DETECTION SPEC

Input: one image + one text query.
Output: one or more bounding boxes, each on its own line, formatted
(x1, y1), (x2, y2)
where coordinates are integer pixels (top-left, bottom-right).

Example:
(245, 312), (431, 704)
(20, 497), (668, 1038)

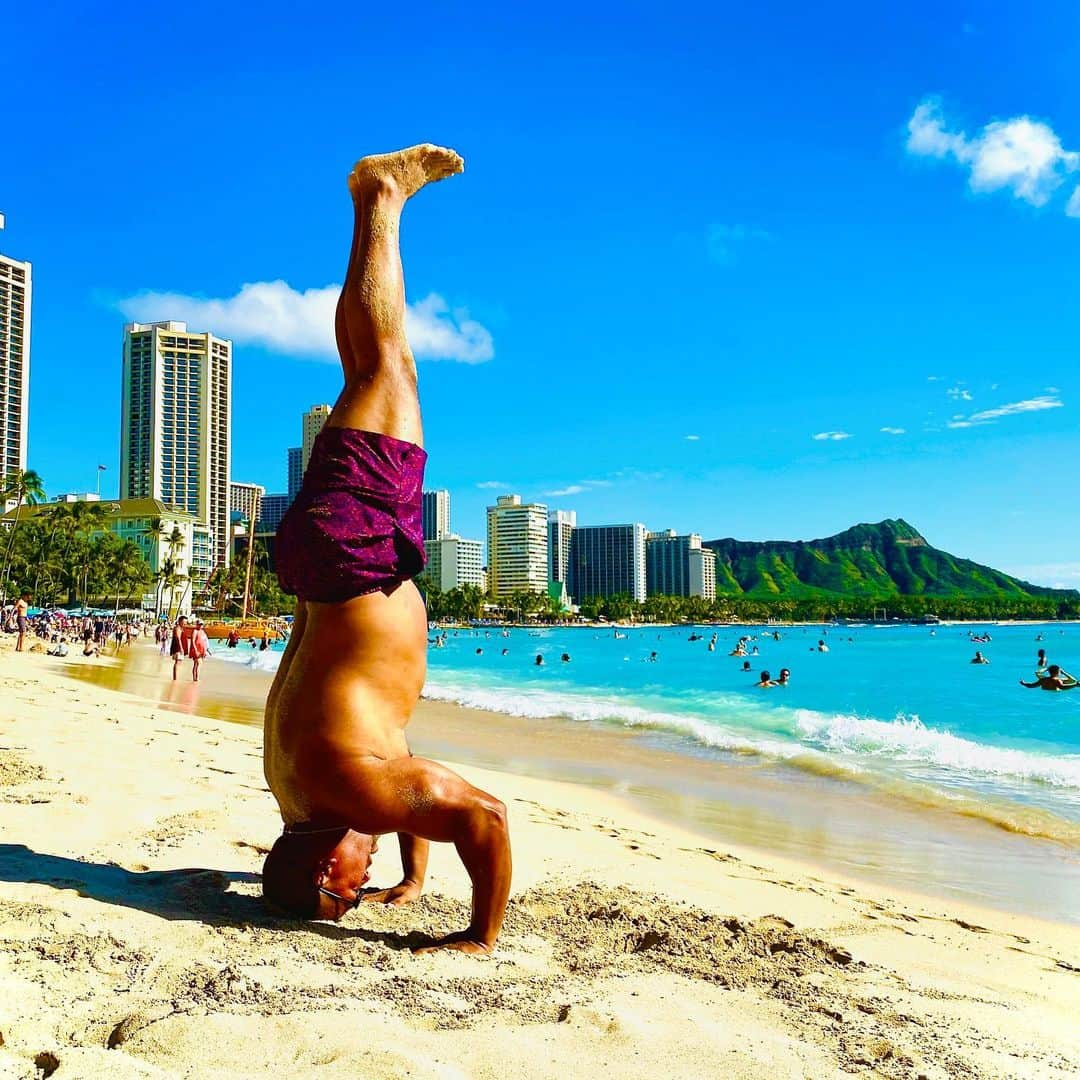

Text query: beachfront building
(120, 320), (232, 572)
(301, 404), (332, 472)
(0, 497), (210, 614)
(486, 495), (549, 599)
(422, 489), (451, 541)
(548, 509), (576, 589)
(258, 492), (292, 533)
(646, 530), (717, 600)
(0, 238), (31, 512)
(420, 534), (484, 591)
(229, 481), (264, 528)
(567, 523), (648, 604)
(287, 446), (303, 499)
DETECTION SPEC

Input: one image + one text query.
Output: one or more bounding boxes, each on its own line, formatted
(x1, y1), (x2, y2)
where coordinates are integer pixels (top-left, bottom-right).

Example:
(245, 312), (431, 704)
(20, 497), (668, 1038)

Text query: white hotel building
(120, 321), (232, 575)
(422, 534), (484, 591)
(0, 243), (31, 510)
(486, 494), (549, 598)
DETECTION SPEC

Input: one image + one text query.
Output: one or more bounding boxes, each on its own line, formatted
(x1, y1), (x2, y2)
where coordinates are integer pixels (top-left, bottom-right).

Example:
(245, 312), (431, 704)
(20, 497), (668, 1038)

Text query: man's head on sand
(262, 828), (378, 920)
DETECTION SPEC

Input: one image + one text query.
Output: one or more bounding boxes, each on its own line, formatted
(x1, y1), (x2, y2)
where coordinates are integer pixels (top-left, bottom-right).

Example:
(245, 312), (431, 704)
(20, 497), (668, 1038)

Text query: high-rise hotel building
(0, 240), (31, 509)
(486, 495), (549, 598)
(422, 489), (451, 541)
(646, 530), (717, 600)
(287, 446), (304, 499)
(548, 509), (576, 588)
(567, 523), (648, 604)
(422, 534), (484, 591)
(120, 321), (232, 572)
(229, 481), (264, 529)
(301, 404), (332, 473)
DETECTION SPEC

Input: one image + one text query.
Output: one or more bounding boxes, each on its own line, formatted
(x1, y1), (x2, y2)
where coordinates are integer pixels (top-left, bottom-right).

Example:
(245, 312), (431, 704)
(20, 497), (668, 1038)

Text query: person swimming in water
(755, 670), (777, 688)
(971, 650), (990, 665)
(262, 145), (511, 953)
(1019, 665), (1080, 692)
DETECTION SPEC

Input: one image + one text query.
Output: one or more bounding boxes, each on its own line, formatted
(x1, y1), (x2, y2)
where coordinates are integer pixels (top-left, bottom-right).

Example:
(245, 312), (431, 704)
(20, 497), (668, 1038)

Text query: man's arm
(1018, 679), (1040, 688)
(329, 756), (511, 953)
(362, 833), (430, 906)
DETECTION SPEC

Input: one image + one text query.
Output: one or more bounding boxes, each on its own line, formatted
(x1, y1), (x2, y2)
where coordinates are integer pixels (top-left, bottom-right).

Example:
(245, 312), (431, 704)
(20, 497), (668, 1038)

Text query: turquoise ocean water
(216, 622), (1080, 840)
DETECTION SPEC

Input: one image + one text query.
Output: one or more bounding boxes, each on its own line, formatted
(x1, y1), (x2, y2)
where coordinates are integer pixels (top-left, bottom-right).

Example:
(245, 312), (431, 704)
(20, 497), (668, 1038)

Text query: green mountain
(702, 519), (1076, 601)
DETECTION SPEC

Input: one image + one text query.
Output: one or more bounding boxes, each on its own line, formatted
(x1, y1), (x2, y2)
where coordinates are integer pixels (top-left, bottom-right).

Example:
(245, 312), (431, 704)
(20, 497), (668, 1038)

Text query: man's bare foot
(349, 144), (464, 202)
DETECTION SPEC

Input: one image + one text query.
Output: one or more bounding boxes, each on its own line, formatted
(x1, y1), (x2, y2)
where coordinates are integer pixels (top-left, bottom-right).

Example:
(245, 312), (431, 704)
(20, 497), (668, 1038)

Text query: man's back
(264, 582), (428, 823)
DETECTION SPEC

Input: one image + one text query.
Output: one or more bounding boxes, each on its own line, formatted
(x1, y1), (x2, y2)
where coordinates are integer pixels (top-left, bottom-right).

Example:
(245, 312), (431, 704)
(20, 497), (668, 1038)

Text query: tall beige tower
(120, 321), (232, 575)
(486, 494), (549, 598)
(0, 231), (31, 509)
(301, 404), (332, 473)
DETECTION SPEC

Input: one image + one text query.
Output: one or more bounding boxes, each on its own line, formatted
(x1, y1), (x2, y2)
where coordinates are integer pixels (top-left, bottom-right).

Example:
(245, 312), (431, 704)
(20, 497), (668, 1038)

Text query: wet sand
(66, 643), (1080, 924)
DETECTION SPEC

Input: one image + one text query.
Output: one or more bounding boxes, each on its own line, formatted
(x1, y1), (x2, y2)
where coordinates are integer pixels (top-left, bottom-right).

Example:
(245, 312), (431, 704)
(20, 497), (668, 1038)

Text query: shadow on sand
(0, 844), (430, 949)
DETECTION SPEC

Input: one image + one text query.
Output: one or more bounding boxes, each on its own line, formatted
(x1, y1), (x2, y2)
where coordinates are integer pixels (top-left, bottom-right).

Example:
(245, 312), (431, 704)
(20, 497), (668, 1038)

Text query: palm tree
(170, 574), (191, 622)
(143, 517), (168, 616)
(106, 537), (153, 620)
(1, 469), (45, 601)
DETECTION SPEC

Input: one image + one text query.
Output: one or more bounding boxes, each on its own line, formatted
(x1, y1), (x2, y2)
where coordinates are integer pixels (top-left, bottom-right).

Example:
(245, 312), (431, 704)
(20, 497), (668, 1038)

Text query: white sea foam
(208, 646), (284, 674)
(792, 708), (1080, 789)
(422, 679), (812, 761)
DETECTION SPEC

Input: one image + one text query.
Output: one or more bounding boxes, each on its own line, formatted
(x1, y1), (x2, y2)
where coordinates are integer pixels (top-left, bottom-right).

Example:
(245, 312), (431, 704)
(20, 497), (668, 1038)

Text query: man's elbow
(469, 794), (508, 838)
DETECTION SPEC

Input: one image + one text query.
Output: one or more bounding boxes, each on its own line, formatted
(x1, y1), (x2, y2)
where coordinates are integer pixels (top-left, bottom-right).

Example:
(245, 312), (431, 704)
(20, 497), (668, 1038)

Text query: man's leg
(327, 145), (463, 445)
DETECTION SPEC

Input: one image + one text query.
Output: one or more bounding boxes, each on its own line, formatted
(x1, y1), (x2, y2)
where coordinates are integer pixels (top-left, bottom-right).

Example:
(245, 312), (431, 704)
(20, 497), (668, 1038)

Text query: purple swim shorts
(276, 427), (427, 603)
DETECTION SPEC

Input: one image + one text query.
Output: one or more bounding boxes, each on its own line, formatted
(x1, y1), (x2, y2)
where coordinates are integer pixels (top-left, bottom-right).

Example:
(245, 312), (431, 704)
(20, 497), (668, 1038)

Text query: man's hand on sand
(413, 930), (493, 955)
(361, 880), (423, 906)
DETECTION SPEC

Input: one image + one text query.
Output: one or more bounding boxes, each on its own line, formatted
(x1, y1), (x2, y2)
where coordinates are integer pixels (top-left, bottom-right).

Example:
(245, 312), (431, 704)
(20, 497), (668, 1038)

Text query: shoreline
(64, 642), (1080, 926)
(1, 639), (1078, 1077)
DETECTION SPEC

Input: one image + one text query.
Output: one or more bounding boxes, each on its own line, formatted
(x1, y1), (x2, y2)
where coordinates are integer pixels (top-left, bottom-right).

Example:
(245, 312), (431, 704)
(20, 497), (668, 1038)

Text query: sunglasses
(318, 884), (362, 910)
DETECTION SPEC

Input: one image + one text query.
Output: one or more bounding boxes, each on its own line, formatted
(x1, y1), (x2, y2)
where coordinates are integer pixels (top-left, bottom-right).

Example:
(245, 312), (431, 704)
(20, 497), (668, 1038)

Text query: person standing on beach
(262, 146), (511, 953)
(14, 592), (30, 652)
(170, 616), (190, 681)
(190, 620), (210, 682)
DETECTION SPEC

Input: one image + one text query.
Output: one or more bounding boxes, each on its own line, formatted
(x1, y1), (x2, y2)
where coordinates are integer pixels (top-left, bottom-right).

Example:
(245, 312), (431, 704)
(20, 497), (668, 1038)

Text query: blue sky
(4, 2), (1080, 586)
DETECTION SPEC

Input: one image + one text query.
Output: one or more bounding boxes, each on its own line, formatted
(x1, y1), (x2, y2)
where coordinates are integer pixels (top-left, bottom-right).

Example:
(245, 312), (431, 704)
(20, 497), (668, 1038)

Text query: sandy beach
(1, 639), (1078, 1079)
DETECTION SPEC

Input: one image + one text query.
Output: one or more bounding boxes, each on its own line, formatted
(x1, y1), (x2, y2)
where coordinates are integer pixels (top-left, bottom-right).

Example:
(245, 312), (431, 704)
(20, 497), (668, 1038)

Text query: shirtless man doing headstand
(263, 146), (511, 953)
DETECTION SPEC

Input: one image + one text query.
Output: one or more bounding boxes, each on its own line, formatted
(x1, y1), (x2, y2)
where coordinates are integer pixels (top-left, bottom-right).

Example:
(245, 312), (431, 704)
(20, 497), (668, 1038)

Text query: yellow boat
(202, 618), (288, 642)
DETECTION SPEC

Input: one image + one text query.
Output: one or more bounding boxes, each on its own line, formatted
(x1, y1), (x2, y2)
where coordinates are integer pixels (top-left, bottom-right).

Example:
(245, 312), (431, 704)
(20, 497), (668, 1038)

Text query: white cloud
(927, 375), (942, 381)
(542, 478), (612, 498)
(707, 223), (771, 265)
(812, 431), (852, 441)
(906, 99), (1080, 215)
(685, 434), (701, 441)
(947, 394), (1063, 428)
(476, 481), (508, 490)
(1004, 562), (1080, 589)
(117, 281), (494, 363)
(880, 426), (906, 435)
(947, 386), (973, 401)
(1045, 385), (1060, 393)
(1067, 187), (1080, 218)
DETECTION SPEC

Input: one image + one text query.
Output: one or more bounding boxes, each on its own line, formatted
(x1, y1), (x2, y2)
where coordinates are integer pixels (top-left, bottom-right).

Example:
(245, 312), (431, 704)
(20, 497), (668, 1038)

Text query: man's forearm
(455, 799), (512, 946)
(399, 832), (429, 886)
